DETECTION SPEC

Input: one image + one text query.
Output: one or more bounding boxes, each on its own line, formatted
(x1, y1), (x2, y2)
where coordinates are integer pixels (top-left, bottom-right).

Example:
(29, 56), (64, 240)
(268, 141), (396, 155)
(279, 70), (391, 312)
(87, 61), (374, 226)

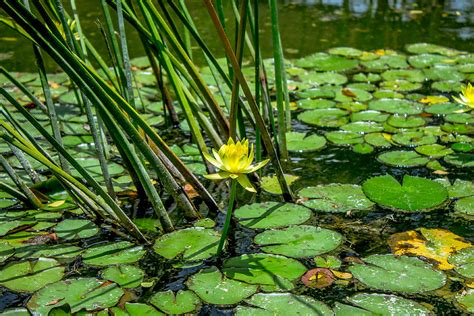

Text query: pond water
(1, 0), (473, 71)
(1, 1), (474, 315)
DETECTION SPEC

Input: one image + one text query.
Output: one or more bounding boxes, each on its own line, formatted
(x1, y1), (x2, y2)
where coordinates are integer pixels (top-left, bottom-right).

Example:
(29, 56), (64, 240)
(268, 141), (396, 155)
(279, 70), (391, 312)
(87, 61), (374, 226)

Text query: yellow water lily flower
(453, 82), (474, 108)
(203, 138), (269, 192)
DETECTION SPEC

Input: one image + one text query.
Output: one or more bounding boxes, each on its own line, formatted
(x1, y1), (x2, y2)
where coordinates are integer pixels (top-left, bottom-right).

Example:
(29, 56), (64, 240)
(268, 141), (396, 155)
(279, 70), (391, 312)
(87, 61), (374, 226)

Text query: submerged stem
(217, 180), (237, 256)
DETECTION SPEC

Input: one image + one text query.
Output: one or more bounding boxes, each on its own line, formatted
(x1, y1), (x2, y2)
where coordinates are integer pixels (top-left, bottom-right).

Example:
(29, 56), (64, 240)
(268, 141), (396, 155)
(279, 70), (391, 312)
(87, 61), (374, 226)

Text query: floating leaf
(223, 253), (306, 288)
(125, 303), (164, 316)
(455, 289), (474, 314)
(449, 248), (474, 278)
(234, 202), (311, 229)
(377, 150), (429, 168)
(297, 108), (349, 128)
(83, 241), (145, 267)
(326, 131), (364, 146)
(54, 219), (99, 241)
(369, 98), (423, 114)
(153, 227), (219, 263)
(349, 254), (446, 293)
(388, 228), (472, 270)
(101, 265), (144, 288)
(235, 293), (333, 315)
(415, 144), (453, 158)
(27, 278), (124, 315)
(0, 258), (64, 292)
(454, 196), (474, 220)
(444, 153), (474, 168)
(300, 184), (374, 213)
(286, 131), (326, 152)
(260, 174), (299, 195)
(392, 131), (437, 147)
(334, 293), (432, 316)
(362, 174), (448, 212)
(254, 225), (342, 258)
(0, 242), (14, 263)
(150, 290), (201, 314)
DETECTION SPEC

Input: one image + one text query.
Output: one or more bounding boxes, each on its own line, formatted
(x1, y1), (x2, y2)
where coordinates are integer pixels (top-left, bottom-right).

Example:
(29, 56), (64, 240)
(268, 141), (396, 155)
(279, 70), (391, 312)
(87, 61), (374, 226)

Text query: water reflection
(0, 0), (472, 71)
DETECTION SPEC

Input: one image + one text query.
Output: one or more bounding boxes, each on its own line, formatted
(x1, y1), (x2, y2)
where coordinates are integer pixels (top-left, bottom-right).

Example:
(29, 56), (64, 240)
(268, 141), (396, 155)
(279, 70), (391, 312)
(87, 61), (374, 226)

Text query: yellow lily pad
(388, 228), (472, 270)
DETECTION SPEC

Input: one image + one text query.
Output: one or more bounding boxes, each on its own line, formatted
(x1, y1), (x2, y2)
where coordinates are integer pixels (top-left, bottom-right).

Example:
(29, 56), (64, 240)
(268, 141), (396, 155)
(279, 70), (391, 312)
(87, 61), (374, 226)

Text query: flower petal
(236, 174), (256, 192)
(247, 159), (270, 173)
(204, 171), (231, 180)
(203, 152), (223, 169)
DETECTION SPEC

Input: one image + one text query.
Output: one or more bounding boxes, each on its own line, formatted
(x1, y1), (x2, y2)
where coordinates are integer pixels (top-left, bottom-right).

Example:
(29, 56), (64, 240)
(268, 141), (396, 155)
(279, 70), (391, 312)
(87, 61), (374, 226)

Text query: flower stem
(217, 180), (237, 256)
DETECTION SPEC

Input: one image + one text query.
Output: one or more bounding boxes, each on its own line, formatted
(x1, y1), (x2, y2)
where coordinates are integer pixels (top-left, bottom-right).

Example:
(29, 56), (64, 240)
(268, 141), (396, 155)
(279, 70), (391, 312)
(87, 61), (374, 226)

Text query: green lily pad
(424, 65), (464, 81)
(295, 53), (359, 71)
(341, 122), (383, 133)
(350, 254), (446, 293)
(387, 115), (426, 128)
(392, 131), (437, 147)
(0, 220), (37, 237)
(300, 72), (348, 85)
(54, 219), (99, 241)
(83, 241), (145, 267)
(300, 184), (374, 213)
(326, 131), (364, 146)
(186, 267), (256, 305)
(14, 244), (82, 262)
(27, 278), (124, 315)
(436, 179), (474, 198)
(286, 132), (326, 152)
(254, 225), (342, 258)
(297, 99), (335, 110)
(382, 69), (425, 82)
(261, 174), (299, 195)
(351, 110), (389, 122)
(235, 293), (333, 316)
(0, 258), (65, 292)
(223, 253), (306, 287)
(353, 73), (381, 83)
(334, 293), (432, 316)
(0, 308), (30, 316)
(369, 99), (423, 115)
(452, 142), (474, 152)
(406, 43), (463, 56)
(295, 87), (336, 99)
(353, 143), (374, 154)
(125, 303), (164, 316)
(448, 247), (474, 278)
(297, 108), (349, 127)
(0, 199), (18, 209)
(234, 202), (311, 229)
(425, 102), (461, 114)
(454, 196), (474, 220)
(415, 144), (453, 158)
(334, 88), (372, 102)
(444, 153), (474, 168)
(328, 47), (362, 57)
(373, 89), (404, 99)
(445, 113), (474, 124)
(432, 80), (462, 92)
(362, 174), (448, 212)
(377, 150), (429, 167)
(408, 53), (450, 68)
(0, 242), (14, 263)
(150, 290), (201, 314)
(61, 135), (94, 147)
(362, 55), (409, 70)
(102, 264), (145, 288)
(153, 227), (219, 263)
(364, 133), (393, 148)
(380, 80), (422, 92)
(456, 289), (474, 314)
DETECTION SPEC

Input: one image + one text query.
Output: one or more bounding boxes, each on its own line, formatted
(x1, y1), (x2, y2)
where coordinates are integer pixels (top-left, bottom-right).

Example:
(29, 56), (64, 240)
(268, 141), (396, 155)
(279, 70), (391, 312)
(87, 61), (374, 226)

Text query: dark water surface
(1, 0), (473, 71)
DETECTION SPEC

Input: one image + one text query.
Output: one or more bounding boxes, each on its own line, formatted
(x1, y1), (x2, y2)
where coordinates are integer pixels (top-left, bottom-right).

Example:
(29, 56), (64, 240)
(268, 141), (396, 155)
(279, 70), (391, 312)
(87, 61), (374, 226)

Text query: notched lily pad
(27, 278), (124, 315)
(299, 184), (374, 213)
(235, 293), (333, 315)
(101, 264), (145, 288)
(286, 131), (326, 152)
(297, 108), (349, 128)
(83, 241), (145, 267)
(150, 289), (201, 314)
(54, 219), (99, 241)
(362, 174), (448, 212)
(349, 254), (446, 293)
(153, 227), (220, 263)
(254, 225), (342, 258)
(377, 150), (429, 168)
(186, 267), (256, 305)
(234, 202), (311, 229)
